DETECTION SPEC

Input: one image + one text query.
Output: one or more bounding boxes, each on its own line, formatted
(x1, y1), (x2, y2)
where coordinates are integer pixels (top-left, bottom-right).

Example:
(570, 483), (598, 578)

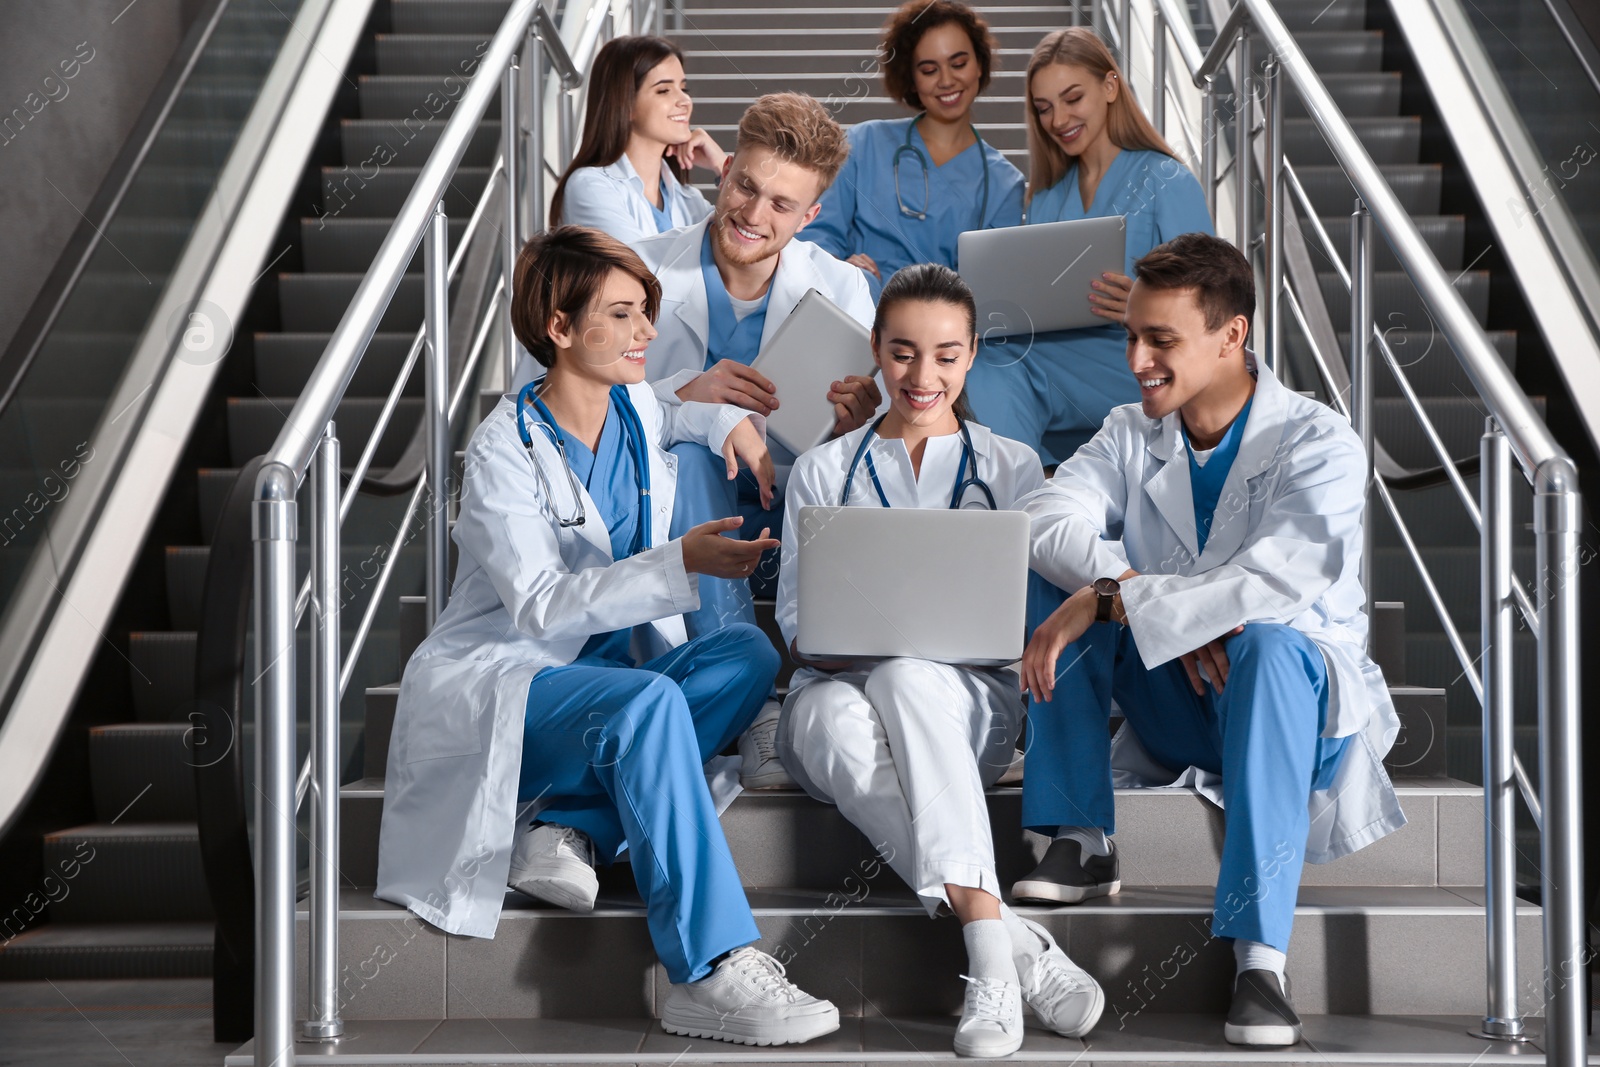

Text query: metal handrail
(249, 0), (617, 1059)
(1132, 0), (1583, 1058)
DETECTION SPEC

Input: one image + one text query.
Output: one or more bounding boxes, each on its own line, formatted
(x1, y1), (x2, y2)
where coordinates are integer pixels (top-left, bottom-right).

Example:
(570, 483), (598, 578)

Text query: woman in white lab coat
(771, 265), (1103, 1058)
(375, 227), (840, 1047)
(551, 36), (722, 244)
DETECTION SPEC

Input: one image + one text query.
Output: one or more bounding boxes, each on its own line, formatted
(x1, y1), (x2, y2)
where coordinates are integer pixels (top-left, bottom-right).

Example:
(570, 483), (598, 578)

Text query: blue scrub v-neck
(1185, 393), (1253, 555)
(647, 177), (674, 233)
(699, 225), (772, 368)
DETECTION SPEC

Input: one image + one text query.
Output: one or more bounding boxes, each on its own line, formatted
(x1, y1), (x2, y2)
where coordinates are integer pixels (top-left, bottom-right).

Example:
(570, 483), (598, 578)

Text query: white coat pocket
(397, 659), (488, 762)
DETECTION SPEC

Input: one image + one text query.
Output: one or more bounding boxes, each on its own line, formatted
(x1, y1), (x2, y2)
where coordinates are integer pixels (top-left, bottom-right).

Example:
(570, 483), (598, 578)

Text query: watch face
(1093, 577), (1119, 595)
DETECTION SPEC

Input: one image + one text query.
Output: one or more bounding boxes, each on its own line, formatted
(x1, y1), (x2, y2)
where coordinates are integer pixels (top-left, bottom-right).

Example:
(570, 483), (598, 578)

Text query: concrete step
(224, 1011), (1562, 1064)
(0, 922), (211, 980)
(87, 723), (197, 823)
(287, 883), (1536, 1023)
(337, 777), (1483, 892)
(40, 824), (211, 923)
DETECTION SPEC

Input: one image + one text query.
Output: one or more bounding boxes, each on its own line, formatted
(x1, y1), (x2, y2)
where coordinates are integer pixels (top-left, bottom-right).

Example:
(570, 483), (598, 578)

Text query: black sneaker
(1224, 970), (1302, 1046)
(1011, 838), (1121, 904)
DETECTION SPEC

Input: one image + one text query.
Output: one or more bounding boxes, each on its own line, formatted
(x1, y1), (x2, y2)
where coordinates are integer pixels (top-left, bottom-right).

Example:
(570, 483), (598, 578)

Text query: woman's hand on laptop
(681, 517), (779, 578)
(722, 417), (777, 509)
(829, 374), (882, 435)
(677, 360), (778, 414)
(1088, 271), (1133, 322)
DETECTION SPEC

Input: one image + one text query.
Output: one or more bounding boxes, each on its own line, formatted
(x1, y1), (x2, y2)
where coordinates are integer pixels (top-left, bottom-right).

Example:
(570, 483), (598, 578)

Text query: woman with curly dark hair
(807, 0), (1024, 299)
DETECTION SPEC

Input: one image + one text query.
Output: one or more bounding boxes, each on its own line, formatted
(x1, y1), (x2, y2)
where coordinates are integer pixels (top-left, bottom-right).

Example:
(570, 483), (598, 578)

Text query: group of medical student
(376, 0), (1404, 1057)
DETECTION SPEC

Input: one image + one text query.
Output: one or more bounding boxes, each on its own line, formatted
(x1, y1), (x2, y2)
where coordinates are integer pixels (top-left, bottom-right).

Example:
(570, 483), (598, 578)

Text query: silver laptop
(959, 214), (1127, 336)
(751, 289), (874, 456)
(794, 506), (1029, 666)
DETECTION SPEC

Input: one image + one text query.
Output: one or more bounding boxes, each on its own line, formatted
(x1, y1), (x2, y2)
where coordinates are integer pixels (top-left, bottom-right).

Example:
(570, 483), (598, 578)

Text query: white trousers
(777, 658), (1025, 915)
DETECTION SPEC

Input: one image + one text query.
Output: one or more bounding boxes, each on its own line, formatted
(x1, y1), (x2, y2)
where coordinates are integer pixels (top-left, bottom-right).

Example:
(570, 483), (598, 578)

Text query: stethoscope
(893, 114), (991, 224)
(515, 381), (654, 554)
(840, 414), (998, 510)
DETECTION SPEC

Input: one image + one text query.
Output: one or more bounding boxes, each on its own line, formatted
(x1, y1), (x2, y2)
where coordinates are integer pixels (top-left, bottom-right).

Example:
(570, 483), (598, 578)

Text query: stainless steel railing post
(1201, 80), (1218, 218)
(530, 47), (545, 234)
(1534, 458), (1586, 1067)
(253, 464), (298, 1067)
(1151, 5), (1167, 138)
(1233, 34), (1253, 259)
(302, 424), (344, 1044)
(502, 61), (526, 388)
(1262, 54), (1282, 372)
(1117, 0), (1132, 79)
(1349, 197), (1374, 606)
(1472, 419), (1527, 1044)
(424, 204), (451, 627)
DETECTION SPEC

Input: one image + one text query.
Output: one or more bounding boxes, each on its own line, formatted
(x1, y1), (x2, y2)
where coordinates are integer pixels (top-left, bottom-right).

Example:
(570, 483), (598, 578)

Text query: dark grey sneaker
(1011, 838), (1120, 904)
(1225, 970), (1302, 1046)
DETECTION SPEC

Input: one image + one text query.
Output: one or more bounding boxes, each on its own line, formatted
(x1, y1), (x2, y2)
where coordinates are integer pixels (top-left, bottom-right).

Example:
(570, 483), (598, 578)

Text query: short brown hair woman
(550, 36), (725, 243)
(807, 0), (1025, 298)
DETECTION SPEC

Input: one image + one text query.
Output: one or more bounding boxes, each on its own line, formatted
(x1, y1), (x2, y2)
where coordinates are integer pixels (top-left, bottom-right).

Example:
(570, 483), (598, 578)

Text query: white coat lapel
(1142, 415), (1200, 563)
(1201, 358), (1289, 565)
(660, 221), (711, 352)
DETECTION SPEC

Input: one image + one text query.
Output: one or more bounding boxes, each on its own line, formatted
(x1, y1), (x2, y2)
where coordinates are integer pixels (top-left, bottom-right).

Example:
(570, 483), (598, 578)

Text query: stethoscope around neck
(893, 113), (991, 224)
(841, 414), (998, 510)
(514, 380), (654, 554)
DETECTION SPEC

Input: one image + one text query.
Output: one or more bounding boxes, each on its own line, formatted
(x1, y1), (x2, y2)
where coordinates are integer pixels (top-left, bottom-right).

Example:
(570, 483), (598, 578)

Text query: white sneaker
(953, 974), (1024, 1058)
(660, 946), (839, 1046)
(1013, 916), (1104, 1037)
(506, 823), (598, 912)
(738, 700), (796, 790)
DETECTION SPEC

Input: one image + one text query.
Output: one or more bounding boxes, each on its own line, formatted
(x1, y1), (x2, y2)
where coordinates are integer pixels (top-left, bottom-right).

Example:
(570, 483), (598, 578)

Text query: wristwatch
(1092, 576), (1121, 623)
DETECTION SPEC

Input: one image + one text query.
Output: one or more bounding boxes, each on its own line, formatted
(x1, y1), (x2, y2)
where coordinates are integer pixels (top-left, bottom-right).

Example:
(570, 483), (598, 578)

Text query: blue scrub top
(700, 226), (771, 368)
(809, 117), (1025, 299)
(647, 177), (674, 234)
(972, 148), (1215, 460)
(1186, 392), (1253, 555)
(535, 391), (642, 663)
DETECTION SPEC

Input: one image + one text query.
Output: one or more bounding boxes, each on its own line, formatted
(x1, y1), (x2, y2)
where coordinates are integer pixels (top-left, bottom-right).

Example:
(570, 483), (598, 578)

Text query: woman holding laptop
(963, 27), (1213, 466)
(769, 265), (1104, 1057)
(550, 36), (725, 244)
(807, 0), (1025, 300)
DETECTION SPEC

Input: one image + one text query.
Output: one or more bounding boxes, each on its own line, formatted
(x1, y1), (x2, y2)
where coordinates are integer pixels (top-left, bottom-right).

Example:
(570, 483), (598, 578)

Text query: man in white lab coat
(629, 92), (879, 644)
(1014, 233), (1404, 1048)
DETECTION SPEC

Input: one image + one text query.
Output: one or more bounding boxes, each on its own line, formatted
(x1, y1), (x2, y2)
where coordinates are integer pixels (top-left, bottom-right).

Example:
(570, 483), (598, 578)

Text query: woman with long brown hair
(551, 35), (725, 243)
(963, 27), (1214, 466)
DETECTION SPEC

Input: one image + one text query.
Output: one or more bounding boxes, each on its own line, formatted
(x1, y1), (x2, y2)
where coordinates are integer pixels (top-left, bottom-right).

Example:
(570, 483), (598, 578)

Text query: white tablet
(750, 289), (875, 456)
(959, 214), (1127, 336)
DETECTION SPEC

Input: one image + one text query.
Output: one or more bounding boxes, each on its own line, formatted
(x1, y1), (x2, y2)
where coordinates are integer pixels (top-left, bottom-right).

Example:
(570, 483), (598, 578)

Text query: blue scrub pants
(668, 441), (782, 637)
(1022, 581), (1347, 951)
(964, 326), (1141, 466)
(517, 624), (779, 983)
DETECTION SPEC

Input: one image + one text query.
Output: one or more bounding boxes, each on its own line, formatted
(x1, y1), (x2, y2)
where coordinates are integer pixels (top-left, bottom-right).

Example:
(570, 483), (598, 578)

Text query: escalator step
(374, 33), (495, 76)
(127, 631), (196, 724)
(164, 546), (210, 631)
(391, 0), (514, 34)
(89, 723), (197, 822)
(1285, 72), (1401, 119)
(338, 117), (499, 171)
(319, 164), (491, 219)
(278, 272), (424, 332)
(1280, 30), (1384, 73)
(1286, 329), (1516, 400)
(358, 74), (502, 120)
(1313, 214), (1465, 273)
(225, 395), (423, 468)
(1373, 394), (1545, 470)
(300, 215), (469, 273)
(23, 333), (140, 396)
(1270, 0), (1368, 32)
(1317, 269), (1491, 329)
(1284, 116), (1420, 167)
(42, 824), (212, 923)
(1277, 163), (1440, 216)
(254, 331), (421, 397)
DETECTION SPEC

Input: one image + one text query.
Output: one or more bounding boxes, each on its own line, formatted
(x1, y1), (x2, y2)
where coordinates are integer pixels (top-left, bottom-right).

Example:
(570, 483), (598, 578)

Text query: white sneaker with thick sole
(660, 946), (839, 1046)
(738, 700), (796, 790)
(953, 975), (1024, 1058)
(1013, 916), (1104, 1037)
(506, 823), (598, 912)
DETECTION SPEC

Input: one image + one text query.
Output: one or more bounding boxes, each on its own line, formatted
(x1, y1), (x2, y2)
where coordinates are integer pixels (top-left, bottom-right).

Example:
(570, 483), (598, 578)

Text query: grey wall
(0, 0), (204, 357)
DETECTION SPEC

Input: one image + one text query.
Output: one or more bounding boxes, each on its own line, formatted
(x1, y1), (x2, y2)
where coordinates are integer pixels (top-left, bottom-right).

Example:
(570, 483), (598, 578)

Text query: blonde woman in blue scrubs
(963, 28), (1214, 465)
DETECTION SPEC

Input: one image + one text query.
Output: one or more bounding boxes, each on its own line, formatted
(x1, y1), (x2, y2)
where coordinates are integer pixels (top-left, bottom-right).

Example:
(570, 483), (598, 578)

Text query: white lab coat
(558, 154), (712, 245)
(375, 382), (751, 938)
(1021, 354), (1405, 863)
(629, 216), (876, 405)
